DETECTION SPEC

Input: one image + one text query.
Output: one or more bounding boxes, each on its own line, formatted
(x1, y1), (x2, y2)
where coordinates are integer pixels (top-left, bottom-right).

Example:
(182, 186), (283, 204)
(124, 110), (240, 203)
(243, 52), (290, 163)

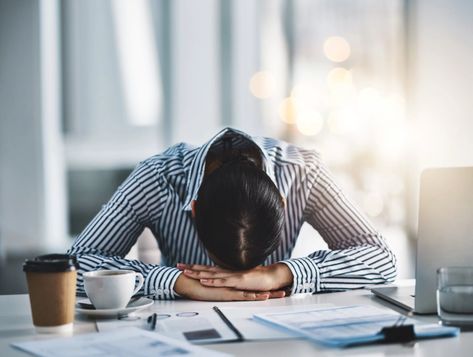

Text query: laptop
(371, 167), (473, 314)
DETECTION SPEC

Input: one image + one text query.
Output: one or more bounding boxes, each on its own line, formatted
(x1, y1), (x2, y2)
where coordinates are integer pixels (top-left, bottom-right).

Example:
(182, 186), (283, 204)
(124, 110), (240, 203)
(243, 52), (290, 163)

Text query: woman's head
(194, 157), (285, 270)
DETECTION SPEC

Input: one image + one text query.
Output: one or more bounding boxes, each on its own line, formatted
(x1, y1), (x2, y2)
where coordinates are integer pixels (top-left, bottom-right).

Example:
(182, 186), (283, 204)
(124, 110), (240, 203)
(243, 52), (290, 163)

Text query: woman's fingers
(200, 277), (234, 287)
(240, 291), (270, 301)
(200, 277), (284, 300)
(199, 272), (266, 291)
(269, 290), (286, 299)
(205, 288), (269, 301)
(183, 269), (236, 280)
(178, 273), (276, 302)
(228, 288), (284, 300)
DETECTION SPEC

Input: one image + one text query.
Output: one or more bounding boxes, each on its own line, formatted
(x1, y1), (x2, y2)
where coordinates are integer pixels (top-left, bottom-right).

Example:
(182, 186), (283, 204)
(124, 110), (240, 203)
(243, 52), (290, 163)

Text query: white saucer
(75, 297), (153, 317)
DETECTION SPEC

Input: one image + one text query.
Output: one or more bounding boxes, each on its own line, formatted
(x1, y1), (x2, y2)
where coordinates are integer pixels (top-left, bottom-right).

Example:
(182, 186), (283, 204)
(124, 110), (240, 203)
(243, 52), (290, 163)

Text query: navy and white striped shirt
(68, 127), (397, 300)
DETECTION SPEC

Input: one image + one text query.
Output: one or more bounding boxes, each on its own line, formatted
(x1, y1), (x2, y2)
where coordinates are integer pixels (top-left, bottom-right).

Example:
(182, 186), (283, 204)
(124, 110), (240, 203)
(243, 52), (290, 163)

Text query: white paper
(219, 303), (334, 340)
(96, 304), (334, 343)
(12, 327), (230, 357)
(96, 308), (238, 344)
(253, 305), (401, 345)
(254, 304), (460, 348)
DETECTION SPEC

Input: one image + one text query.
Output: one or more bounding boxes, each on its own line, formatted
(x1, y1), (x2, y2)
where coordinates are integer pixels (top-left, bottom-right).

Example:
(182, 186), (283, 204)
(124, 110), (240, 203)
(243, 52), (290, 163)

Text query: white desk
(1, 285), (472, 357)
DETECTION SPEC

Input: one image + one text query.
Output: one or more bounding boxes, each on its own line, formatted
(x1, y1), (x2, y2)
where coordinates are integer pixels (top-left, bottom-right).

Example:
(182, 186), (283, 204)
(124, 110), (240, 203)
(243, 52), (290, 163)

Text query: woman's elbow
(379, 248), (397, 283)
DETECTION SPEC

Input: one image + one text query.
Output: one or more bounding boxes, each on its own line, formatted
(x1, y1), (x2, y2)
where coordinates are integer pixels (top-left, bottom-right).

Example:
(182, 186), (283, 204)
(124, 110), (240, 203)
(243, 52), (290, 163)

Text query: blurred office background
(1, 0), (472, 293)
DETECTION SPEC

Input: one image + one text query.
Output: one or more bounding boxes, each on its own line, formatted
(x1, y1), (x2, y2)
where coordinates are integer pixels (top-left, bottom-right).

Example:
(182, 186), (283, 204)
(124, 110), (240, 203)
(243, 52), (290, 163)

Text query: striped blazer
(68, 127), (397, 299)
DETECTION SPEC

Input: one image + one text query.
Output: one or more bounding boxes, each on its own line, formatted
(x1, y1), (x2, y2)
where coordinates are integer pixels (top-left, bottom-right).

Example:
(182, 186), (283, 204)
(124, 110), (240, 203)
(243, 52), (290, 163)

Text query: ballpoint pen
(213, 306), (244, 342)
(147, 313), (157, 331)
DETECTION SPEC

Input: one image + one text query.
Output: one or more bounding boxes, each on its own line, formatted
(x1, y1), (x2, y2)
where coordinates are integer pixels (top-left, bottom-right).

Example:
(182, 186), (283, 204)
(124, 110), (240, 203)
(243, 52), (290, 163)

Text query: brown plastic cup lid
(23, 254), (79, 273)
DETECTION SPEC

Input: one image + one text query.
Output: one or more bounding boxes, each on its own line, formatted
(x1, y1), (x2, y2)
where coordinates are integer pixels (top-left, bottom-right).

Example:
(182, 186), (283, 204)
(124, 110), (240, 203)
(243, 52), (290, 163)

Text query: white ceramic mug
(83, 270), (144, 309)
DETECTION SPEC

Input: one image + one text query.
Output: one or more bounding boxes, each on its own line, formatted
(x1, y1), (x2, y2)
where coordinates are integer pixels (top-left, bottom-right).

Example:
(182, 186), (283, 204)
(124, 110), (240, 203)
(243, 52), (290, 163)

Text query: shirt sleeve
(281, 155), (397, 294)
(67, 160), (181, 300)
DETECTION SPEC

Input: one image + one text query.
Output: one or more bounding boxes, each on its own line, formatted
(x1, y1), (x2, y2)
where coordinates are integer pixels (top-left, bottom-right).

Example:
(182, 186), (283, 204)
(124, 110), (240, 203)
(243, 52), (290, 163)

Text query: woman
(68, 127), (397, 301)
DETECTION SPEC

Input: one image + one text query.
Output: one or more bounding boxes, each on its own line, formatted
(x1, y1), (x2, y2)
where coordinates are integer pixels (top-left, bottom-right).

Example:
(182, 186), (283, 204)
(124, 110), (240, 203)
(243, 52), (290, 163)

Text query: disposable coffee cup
(23, 254), (79, 334)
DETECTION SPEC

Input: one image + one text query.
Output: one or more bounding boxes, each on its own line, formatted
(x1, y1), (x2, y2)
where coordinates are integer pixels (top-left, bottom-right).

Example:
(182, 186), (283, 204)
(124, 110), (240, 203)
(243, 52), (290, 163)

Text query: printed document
(254, 305), (459, 347)
(12, 327), (229, 357)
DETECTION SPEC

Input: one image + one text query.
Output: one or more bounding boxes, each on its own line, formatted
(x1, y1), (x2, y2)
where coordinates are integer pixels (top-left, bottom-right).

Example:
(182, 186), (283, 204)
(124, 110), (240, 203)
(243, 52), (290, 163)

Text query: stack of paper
(253, 305), (460, 347)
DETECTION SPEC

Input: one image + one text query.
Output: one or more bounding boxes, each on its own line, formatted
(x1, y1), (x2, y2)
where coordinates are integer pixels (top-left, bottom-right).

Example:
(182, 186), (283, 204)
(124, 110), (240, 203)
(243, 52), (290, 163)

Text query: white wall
(410, 0), (473, 170)
(0, 0), (67, 254)
(402, 0), (473, 243)
(231, 0), (264, 135)
(171, 0), (263, 145)
(172, 0), (221, 144)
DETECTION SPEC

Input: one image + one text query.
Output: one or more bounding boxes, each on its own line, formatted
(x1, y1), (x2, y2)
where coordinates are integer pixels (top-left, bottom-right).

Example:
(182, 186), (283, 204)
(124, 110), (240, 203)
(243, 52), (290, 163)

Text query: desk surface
(1, 283), (472, 357)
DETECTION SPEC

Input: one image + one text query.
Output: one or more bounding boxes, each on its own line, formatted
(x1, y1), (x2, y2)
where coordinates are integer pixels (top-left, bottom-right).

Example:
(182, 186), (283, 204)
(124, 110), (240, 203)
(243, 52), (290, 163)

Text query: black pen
(213, 306), (244, 342)
(147, 313), (157, 331)
(312, 286), (366, 294)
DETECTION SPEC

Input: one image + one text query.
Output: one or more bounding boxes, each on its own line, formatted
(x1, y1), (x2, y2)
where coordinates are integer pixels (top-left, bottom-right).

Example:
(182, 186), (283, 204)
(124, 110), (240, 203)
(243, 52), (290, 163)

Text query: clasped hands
(174, 263), (293, 301)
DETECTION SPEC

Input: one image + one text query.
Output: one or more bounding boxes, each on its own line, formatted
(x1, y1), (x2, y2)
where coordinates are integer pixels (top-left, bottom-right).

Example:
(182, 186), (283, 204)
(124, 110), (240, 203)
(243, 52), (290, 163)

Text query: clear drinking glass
(437, 267), (473, 326)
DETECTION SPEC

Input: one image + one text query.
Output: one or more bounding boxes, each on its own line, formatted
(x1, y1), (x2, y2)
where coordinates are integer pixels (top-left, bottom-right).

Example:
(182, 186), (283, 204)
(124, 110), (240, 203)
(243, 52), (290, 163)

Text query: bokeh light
(326, 112), (345, 135)
(290, 83), (310, 99)
(296, 110), (324, 136)
(326, 107), (360, 136)
(324, 36), (351, 63)
(327, 67), (353, 88)
(279, 97), (297, 124)
(249, 71), (275, 99)
(291, 82), (330, 112)
(357, 87), (382, 114)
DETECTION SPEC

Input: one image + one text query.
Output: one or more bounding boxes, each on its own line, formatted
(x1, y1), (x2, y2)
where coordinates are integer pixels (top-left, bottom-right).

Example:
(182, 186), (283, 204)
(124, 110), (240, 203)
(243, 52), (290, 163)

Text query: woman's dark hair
(195, 157), (285, 270)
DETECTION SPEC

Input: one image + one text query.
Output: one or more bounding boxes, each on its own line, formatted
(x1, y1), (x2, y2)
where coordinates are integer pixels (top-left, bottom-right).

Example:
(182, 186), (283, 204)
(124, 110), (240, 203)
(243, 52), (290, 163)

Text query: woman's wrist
(174, 273), (192, 298)
(269, 263), (294, 290)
